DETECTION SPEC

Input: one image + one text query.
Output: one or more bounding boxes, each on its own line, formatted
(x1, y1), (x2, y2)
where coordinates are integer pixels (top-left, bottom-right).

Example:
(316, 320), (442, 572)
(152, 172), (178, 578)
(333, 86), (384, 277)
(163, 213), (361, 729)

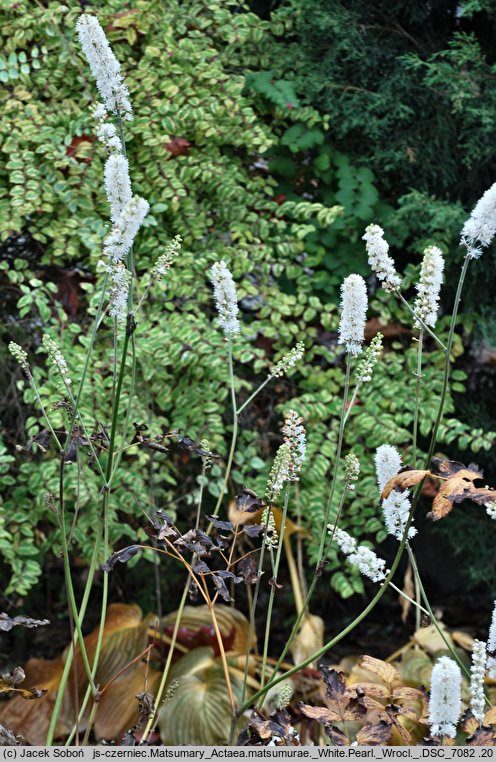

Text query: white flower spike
(362, 224), (401, 292)
(461, 181), (496, 258)
(338, 274), (368, 356)
(104, 154), (132, 223)
(428, 656), (462, 739)
(414, 245), (444, 329)
(76, 14), (132, 119)
(210, 261), (240, 336)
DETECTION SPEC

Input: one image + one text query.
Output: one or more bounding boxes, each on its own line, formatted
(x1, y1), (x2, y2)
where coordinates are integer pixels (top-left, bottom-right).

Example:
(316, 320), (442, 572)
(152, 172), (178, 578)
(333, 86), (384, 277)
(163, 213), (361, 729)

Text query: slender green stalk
(237, 376), (272, 416)
(258, 484), (291, 700)
(46, 532), (102, 744)
(412, 330), (424, 470)
(387, 580), (429, 617)
(318, 355), (351, 556)
(239, 505), (273, 710)
(209, 340), (237, 524)
(27, 373), (63, 453)
(396, 291), (447, 352)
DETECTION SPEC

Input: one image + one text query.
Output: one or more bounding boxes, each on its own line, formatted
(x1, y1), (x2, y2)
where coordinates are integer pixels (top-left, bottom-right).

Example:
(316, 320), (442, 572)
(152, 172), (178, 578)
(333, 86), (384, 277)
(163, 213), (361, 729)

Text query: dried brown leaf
(467, 727), (496, 746)
(381, 469), (430, 500)
(359, 655), (399, 689)
(356, 720), (392, 746)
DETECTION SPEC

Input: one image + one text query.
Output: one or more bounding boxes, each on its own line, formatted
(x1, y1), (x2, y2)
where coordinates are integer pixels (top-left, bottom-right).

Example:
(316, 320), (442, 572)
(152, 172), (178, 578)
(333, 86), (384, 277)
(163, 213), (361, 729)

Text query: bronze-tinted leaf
(429, 458), (496, 520)
(102, 545), (141, 571)
(484, 706), (496, 726)
(235, 488), (265, 513)
(461, 710), (480, 735)
(381, 469), (430, 500)
(467, 726), (496, 746)
(243, 524), (263, 538)
(0, 614), (50, 632)
(356, 720), (392, 746)
(359, 655), (399, 689)
(324, 725), (350, 746)
(204, 515), (233, 532)
(211, 575), (232, 602)
(237, 556), (258, 584)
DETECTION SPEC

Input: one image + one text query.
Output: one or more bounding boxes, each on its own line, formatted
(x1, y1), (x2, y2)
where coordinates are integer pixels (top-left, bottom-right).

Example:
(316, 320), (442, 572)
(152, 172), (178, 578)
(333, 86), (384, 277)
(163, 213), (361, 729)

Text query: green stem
(258, 484), (291, 700)
(317, 354), (351, 559)
(412, 330), (423, 470)
(239, 505), (273, 711)
(396, 291), (447, 352)
(209, 340), (237, 524)
(237, 376), (272, 416)
(46, 532), (102, 744)
(28, 373), (63, 453)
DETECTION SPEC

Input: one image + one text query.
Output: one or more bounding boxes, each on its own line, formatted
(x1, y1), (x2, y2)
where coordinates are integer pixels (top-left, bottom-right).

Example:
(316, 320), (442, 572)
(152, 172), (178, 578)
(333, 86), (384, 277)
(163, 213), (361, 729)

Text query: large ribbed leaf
(158, 647), (245, 745)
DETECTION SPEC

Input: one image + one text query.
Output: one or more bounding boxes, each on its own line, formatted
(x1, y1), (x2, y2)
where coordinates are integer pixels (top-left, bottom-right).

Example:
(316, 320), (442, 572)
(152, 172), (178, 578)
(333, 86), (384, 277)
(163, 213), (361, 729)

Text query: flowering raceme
(281, 410), (306, 481)
(413, 246), (444, 329)
(103, 196), (150, 264)
(104, 154), (132, 223)
(362, 224), (401, 292)
(375, 445), (416, 540)
(76, 14), (133, 119)
(338, 274), (368, 355)
(209, 261), (240, 336)
(428, 657), (462, 738)
(331, 528), (387, 583)
(470, 639), (487, 724)
(461, 181), (496, 258)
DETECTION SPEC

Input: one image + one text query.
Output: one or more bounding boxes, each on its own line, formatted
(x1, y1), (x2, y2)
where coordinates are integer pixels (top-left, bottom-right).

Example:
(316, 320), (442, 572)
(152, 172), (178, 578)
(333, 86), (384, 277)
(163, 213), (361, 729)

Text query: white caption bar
(0, 749), (495, 761)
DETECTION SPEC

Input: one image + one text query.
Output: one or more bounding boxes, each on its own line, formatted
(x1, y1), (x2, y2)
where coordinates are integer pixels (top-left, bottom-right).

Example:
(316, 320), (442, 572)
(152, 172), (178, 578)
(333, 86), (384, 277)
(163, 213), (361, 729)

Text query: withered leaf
(392, 686), (425, 703)
(461, 710), (480, 735)
(269, 577), (283, 590)
(300, 667), (364, 724)
(467, 727), (496, 746)
(0, 613), (50, 632)
(429, 458), (496, 520)
(204, 515), (233, 532)
(359, 655), (399, 689)
(485, 706), (496, 726)
(0, 677), (46, 700)
(356, 682), (390, 700)
(192, 560), (211, 575)
(176, 436), (217, 458)
(215, 570), (243, 584)
(102, 545), (141, 572)
(236, 488), (265, 513)
(136, 690), (155, 725)
(174, 529), (214, 556)
(0, 723), (24, 746)
(381, 469), (430, 500)
(237, 708), (299, 746)
(211, 575), (232, 602)
(16, 429), (52, 455)
(324, 725), (350, 746)
(356, 720), (392, 746)
(243, 524), (263, 538)
(237, 556), (258, 584)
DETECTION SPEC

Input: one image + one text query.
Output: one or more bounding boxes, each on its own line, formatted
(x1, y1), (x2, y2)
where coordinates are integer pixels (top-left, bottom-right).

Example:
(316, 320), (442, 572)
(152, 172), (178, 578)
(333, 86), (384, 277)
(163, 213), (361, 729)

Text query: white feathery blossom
(413, 246), (445, 329)
(104, 154), (132, 223)
(428, 656), (462, 739)
(382, 490), (417, 541)
(266, 443), (291, 502)
(331, 527), (387, 583)
(42, 335), (71, 386)
(93, 110), (123, 153)
(355, 333), (383, 384)
(470, 640), (487, 724)
(487, 601), (496, 654)
(282, 410), (306, 481)
(375, 445), (416, 540)
(338, 274), (368, 356)
(461, 182), (496, 258)
(362, 224), (401, 292)
(151, 235), (182, 281)
(209, 261), (240, 335)
(270, 342), (304, 378)
(108, 262), (131, 322)
(76, 15), (132, 119)
(103, 196), (149, 264)
(375, 444), (402, 494)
